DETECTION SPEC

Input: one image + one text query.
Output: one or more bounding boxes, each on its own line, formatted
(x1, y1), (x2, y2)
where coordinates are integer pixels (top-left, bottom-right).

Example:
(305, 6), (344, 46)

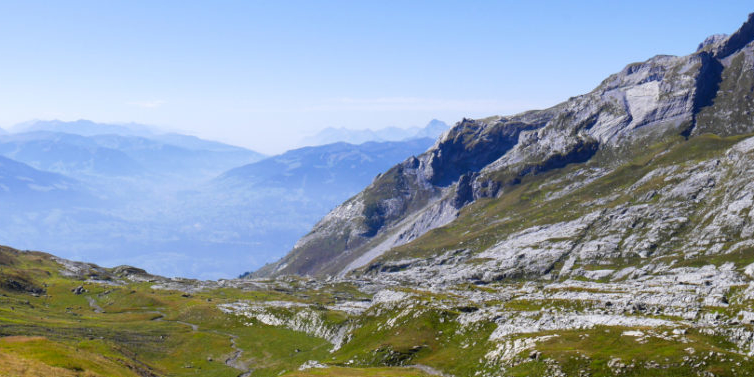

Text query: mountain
(0, 131), (144, 178)
(412, 118), (450, 139)
(86, 133), (265, 181)
(0, 155), (83, 202)
(300, 119), (449, 146)
(0, 129), (265, 182)
(10, 119), (158, 137)
(216, 138), (436, 194)
(258, 13), (754, 282)
(171, 138), (436, 276)
(150, 132), (255, 152)
(0, 121), (267, 279)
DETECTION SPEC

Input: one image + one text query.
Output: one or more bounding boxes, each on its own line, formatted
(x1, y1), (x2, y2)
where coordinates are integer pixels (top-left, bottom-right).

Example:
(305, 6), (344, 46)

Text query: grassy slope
(0, 248), (340, 377)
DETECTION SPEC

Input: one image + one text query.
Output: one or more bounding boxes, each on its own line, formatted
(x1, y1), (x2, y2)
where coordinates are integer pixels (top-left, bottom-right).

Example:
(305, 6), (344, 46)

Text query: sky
(0, 1), (751, 154)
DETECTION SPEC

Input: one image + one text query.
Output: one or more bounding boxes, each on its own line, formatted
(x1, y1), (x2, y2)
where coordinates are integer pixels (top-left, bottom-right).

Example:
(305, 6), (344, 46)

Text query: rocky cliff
(256, 13), (754, 279)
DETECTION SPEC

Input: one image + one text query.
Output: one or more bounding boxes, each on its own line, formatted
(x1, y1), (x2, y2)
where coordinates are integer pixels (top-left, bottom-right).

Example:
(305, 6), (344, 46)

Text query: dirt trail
(223, 334), (251, 377)
(409, 364), (453, 377)
(149, 309), (249, 375)
(105, 306), (252, 377)
(85, 296), (104, 313)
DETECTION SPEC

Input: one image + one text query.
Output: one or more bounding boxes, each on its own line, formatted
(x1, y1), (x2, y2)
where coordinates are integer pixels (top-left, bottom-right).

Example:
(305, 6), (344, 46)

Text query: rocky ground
(2, 228), (752, 376)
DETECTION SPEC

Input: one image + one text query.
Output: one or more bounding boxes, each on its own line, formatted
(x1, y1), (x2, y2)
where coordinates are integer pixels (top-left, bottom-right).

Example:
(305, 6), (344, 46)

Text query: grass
(281, 366), (435, 376)
(328, 302), (500, 376)
(0, 336), (136, 377)
(506, 326), (754, 377)
(0, 247), (338, 377)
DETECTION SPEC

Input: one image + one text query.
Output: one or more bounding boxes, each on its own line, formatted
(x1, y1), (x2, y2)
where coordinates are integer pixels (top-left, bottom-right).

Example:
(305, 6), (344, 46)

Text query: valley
(0, 120), (444, 279)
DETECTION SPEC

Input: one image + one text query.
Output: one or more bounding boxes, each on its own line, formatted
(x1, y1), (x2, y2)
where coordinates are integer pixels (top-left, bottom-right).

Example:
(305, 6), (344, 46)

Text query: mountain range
(9, 119), (159, 137)
(0, 155), (84, 203)
(171, 138), (436, 278)
(0, 130), (265, 183)
(299, 119), (449, 146)
(0, 120), (436, 278)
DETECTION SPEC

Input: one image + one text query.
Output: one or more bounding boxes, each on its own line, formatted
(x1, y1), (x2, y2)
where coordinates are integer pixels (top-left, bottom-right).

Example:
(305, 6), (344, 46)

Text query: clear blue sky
(0, 1), (750, 153)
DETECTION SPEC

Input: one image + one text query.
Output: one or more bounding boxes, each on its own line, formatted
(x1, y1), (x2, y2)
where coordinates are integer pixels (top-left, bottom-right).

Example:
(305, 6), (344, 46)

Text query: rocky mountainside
(257, 13), (754, 280)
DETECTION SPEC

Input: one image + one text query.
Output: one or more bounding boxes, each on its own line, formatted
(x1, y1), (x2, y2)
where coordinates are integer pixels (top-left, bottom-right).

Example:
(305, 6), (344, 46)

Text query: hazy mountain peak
(10, 119), (160, 137)
(300, 119), (449, 146)
(0, 155), (82, 200)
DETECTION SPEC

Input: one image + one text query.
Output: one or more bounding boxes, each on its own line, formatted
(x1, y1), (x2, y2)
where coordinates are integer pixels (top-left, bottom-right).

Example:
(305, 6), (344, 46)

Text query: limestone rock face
(257, 13), (754, 279)
(349, 135), (754, 288)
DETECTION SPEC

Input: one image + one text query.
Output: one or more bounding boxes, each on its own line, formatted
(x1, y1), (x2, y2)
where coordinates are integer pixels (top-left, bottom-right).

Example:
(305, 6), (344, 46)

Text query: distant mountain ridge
(300, 119), (448, 146)
(10, 119), (159, 137)
(0, 119), (269, 278)
(0, 118), (436, 279)
(217, 138), (436, 192)
(0, 155), (89, 206)
(181, 138), (437, 277)
(0, 131), (145, 178)
(0, 121), (265, 181)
